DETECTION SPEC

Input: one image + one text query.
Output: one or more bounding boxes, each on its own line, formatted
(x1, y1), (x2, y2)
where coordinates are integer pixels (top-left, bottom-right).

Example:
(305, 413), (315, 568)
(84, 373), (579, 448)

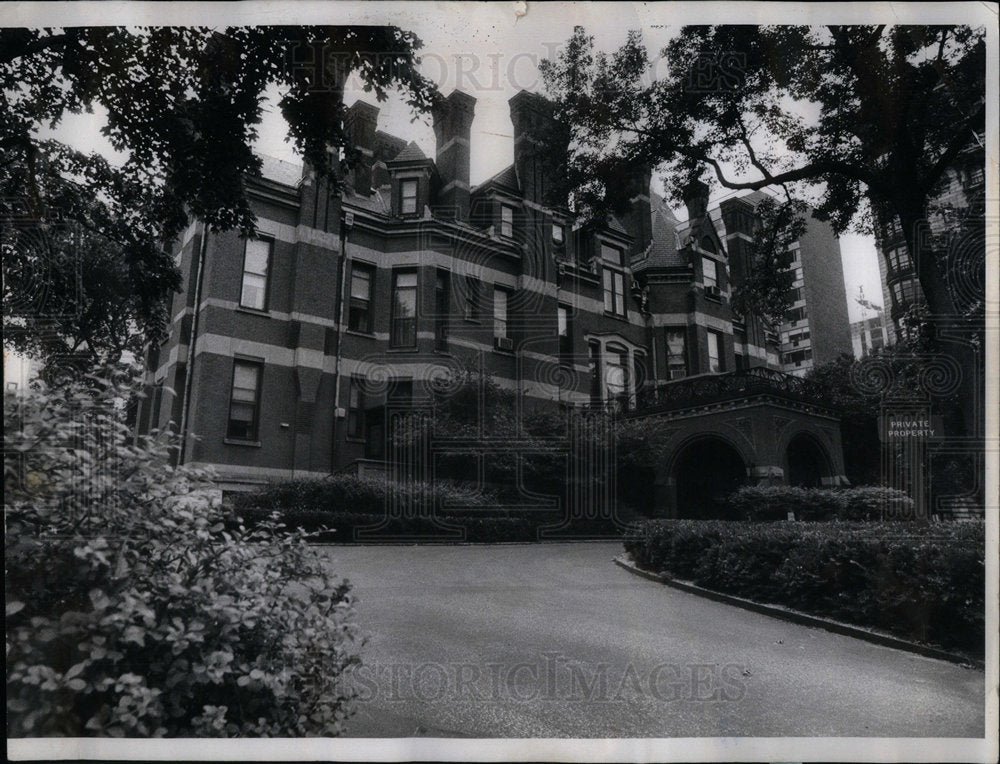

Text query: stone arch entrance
(786, 432), (833, 488)
(672, 436), (747, 518)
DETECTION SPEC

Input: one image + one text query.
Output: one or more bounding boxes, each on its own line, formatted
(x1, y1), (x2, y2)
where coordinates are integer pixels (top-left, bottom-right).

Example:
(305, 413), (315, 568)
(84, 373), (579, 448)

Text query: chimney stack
(622, 166), (653, 257)
(344, 100), (380, 195)
(682, 179), (710, 223)
(509, 90), (557, 204)
(432, 90), (476, 220)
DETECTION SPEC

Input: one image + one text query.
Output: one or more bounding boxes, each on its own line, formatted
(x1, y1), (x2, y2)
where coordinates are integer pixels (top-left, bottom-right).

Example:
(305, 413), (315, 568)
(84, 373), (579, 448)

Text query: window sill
(236, 306), (271, 318)
(602, 311), (630, 323)
(224, 438), (262, 448)
(386, 346), (418, 353)
(345, 436), (368, 444)
(345, 329), (376, 339)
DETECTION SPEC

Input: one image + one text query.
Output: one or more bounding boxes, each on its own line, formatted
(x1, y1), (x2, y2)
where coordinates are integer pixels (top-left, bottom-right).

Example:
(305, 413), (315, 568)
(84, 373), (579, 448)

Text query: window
(435, 270), (450, 350)
(604, 346), (630, 410)
(707, 330), (723, 373)
(348, 261), (374, 333)
(968, 165), (984, 186)
(500, 204), (515, 238)
(602, 244), (626, 316)
(390, 270), (418, 347)
(552, 223), (565, 246)
(557, 305), (573, 363)
(665, 328), (687, 379)
(702, 257), (718, 289)
(891, 278), (920, 308)
(227, 360), (262, 441)
(240, 238), (271, 310)
(602, 243), (624, 267)
(886, 245), (912, 273)
(347, 376), (365, 439)
(785, 306), (807, 323)
(149, 383), (164, 432)
(782, 348), (813, 366)
(588, 341), (602, 407)
(493, 287), (508, 339)
(464, 276), (481, 321)
(401, 179), (418, 215)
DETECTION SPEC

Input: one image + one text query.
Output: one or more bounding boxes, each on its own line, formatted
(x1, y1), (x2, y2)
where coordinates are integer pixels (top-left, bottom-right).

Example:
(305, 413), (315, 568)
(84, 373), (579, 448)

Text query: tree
(2, 26), (438, 372)
(540, 25), (986, 431)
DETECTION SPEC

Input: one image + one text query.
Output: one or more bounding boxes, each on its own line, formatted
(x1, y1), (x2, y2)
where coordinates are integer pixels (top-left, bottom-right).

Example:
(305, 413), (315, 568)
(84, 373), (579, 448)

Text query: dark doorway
(673, 437), (746, 518)
(786, 433), (829, 488)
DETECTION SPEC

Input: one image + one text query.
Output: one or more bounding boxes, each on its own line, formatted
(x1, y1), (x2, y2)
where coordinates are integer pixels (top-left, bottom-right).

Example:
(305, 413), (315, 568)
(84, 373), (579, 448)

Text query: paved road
(320, 542), (984, 738)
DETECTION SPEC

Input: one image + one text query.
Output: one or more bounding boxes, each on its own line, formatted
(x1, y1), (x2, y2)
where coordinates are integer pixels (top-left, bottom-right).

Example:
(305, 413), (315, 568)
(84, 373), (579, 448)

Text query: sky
(35, 2), (884, 322)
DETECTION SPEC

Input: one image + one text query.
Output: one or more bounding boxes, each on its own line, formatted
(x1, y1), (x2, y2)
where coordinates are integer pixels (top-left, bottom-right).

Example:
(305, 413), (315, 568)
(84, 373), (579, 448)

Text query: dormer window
(500, 204), (515, 238)
(401, 179), (418, 215)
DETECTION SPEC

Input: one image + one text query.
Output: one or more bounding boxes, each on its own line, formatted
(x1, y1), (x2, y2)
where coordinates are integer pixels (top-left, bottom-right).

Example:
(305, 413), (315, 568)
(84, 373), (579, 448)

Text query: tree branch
(922, 100), (985, 194)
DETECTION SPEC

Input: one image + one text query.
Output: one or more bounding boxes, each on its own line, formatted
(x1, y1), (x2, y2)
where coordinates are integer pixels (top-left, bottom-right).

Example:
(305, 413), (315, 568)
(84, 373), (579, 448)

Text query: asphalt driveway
(321, 542), (984, 738)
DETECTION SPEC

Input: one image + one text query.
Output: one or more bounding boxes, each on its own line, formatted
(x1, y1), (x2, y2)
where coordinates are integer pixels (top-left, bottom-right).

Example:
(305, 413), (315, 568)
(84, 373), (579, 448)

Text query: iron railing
(633, 367), (834, 414)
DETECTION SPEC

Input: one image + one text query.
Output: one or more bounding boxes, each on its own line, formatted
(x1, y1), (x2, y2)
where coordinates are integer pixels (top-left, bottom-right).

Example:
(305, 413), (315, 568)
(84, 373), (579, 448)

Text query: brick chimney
(622, 166), (653, 257)
(432, 90), (476, 220)
(682, 179), (710, 223)
(344, 100), (379, 196)
(509, 90), (556, 204)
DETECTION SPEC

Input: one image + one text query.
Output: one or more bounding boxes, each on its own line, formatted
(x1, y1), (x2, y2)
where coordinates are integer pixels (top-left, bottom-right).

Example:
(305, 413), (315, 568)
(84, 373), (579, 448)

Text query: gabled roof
(390, 141), (430, 164)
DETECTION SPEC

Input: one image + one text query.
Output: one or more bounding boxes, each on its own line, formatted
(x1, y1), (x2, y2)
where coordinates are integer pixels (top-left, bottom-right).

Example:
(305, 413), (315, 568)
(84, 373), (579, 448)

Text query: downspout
(177, 221), (209, 466)
(330, 209), (353, 472)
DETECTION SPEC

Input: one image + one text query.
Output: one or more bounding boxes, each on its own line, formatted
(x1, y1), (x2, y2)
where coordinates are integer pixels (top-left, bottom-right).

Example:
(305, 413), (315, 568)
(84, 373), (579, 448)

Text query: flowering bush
(5, 367), (361, 736)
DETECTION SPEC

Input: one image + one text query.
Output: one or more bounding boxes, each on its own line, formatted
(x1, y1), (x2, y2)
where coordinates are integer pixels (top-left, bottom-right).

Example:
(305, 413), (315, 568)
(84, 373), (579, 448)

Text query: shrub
(5, 368), (361, 737)
(623, 519), (985, 657)
(725, 485), (915, 522)
(233, 474), (627, 541)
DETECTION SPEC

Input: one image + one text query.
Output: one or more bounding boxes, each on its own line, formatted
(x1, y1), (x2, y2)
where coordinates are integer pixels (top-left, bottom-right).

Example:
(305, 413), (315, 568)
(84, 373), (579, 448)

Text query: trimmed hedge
(233, 475), (626, 542)
(624, 519), (985, 657)
(725, 485), (916, 522)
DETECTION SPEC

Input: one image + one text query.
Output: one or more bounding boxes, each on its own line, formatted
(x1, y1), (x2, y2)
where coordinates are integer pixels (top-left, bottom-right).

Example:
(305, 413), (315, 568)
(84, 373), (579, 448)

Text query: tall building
(138, 90), (848, 515)
(874, 135), (986, 342)
(710, 192), (853, 376)
(850, 313), (890, 358)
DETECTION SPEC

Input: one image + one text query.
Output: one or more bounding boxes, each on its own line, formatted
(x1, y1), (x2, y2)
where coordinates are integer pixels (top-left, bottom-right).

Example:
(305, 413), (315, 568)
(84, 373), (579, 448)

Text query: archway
(672, 436), (747, 519)
(786, 433), (831, 488)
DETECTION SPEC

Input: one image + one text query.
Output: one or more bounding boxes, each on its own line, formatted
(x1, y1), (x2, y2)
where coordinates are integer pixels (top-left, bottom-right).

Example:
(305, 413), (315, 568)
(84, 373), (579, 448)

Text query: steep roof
(473, 164), (521, 194)
(390, 141), (429, 163)
(633, 192), (686, 271)
(259, 154), (302, 187)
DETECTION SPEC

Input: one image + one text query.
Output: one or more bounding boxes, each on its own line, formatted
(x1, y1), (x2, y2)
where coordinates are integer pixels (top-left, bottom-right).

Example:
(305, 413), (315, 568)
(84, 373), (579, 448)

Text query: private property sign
(879, 412), (945, 441)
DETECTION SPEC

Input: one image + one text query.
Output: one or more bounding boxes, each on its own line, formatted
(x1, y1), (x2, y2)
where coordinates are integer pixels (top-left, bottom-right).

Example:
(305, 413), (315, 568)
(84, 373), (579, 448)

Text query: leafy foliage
(729, 196), (806, 327)
(624, 519), (985, 656)
(5, 367), (362, 736)
(539, 25), (986, 434)
(2, 26), (438, 373)
(725, 485), (915, 522)
(233, 474), (626, 542)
